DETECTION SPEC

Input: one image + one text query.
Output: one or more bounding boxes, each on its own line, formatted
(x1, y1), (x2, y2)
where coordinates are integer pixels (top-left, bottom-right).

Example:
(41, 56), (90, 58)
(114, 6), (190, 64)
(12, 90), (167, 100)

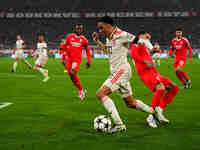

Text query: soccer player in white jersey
(92, 16), (158, 133)
(33, 35), (49, 82)
(152, 42), (162, 66)
(11, 35), (32, 72)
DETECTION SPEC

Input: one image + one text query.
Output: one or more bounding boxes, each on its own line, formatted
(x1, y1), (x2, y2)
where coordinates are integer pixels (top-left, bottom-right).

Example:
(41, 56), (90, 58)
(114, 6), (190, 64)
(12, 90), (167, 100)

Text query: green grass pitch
(0, 58), (200, 150)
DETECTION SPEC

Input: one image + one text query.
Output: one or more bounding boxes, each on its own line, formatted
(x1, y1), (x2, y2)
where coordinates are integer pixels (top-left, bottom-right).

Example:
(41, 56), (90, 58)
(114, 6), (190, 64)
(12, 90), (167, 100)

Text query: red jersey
(130, 44), (156, 74)
(64, 33), (91, 62)
(168, 37), (192, 60)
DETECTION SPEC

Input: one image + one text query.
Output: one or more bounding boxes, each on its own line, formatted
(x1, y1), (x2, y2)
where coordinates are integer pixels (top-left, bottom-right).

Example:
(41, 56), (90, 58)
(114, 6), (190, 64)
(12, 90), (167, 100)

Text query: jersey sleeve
(120, 32), (135, 44)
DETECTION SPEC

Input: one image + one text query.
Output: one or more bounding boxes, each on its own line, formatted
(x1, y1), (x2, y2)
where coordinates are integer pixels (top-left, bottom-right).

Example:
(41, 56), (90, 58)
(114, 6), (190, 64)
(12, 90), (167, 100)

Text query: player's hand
(86, 62), (91, 69)
(92, 32), (99, 42)
(70, 69), (76, 75)
(166, 56), (169, 60)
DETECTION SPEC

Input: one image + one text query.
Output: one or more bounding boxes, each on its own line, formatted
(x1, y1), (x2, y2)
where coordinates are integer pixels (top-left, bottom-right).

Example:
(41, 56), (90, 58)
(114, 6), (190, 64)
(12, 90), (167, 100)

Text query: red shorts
(66, 57), (81, 73)
(174, 59), (186, 69)
(61, 54), (68, 63)
(138, 69), (172, 92)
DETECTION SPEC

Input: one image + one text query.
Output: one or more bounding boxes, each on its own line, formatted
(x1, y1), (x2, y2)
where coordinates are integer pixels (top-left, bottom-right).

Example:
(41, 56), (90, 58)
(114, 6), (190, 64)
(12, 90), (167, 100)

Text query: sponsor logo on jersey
(71, 42), (81, 47)
(175, 45), (182, 49)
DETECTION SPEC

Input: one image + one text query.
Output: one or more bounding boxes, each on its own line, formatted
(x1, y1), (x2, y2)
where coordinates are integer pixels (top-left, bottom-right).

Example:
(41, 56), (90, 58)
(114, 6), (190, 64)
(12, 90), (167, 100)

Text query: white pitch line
(0, 102), (13, 109)
(0, 73), (106, 79)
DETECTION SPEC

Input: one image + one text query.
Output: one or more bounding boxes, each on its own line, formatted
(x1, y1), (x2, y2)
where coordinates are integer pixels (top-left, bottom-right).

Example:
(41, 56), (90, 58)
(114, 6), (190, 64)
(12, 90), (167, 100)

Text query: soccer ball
(94, 115), (112, 132)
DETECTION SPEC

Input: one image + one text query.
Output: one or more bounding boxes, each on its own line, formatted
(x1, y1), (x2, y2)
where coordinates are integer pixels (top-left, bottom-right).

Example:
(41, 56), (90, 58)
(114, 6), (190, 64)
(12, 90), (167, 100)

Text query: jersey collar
(109, 26), (117, 40)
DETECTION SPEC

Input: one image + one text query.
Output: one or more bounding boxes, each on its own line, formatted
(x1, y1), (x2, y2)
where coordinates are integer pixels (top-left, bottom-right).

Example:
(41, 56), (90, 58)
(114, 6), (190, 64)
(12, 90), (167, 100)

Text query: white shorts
(35, 55), (48, 67)
(101, 68), (133, 98)
(14, 50), (24, 59)
(152, 53), (160, 59)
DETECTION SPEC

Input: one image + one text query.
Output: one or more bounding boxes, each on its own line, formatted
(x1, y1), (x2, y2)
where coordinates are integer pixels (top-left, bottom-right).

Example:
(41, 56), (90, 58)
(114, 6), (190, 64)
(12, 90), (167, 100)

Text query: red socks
(180, 70), (189, 81)
(70, 74), (82, 91)
(152, 89), (165, 109)
(176, 71), (186, 85)
(160, 85), (179, 109)
(176, 70), (189, 85)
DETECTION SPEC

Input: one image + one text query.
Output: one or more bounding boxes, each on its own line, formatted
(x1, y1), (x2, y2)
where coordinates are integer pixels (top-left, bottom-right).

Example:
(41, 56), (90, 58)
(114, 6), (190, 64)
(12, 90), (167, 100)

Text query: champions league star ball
(94, 115), (112, 132)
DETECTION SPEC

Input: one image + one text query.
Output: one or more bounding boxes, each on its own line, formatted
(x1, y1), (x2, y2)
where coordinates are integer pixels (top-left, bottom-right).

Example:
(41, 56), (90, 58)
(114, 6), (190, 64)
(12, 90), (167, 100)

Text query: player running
(64, 24), (91, 100)
(92, 16), (159, 133)
(33, 35), (49, 82)
(11, 35), (32, 72)
(130, 32), (179, 128)
(167, 28), (193, 89)
(152, 42), (162, 66)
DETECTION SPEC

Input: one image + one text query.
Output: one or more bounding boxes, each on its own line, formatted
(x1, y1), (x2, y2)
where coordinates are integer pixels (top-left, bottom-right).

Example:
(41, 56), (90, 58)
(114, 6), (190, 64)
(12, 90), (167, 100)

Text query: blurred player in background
(152, 42), (162, 66)
(167, 28), (192, 88)
(59, 38), (68, 66)
(92, 16), (158, 133)
(11, 35), (32, 72)
(130, 32), (179, 128)
(64, 24), (91, 100)
(33, 35), (49, 82)
(59, 38), (68, 72)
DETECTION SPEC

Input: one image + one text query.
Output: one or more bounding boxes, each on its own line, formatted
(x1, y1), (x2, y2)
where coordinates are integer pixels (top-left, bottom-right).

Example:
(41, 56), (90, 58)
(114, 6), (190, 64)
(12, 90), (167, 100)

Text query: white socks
(24, 60), (32, 68)
(13, 62), (18, 71)
(136, 100), (154, 114)
(158, 60), (160, 66)
(102, 96), (123, 125)
(37, 67), (47, 77)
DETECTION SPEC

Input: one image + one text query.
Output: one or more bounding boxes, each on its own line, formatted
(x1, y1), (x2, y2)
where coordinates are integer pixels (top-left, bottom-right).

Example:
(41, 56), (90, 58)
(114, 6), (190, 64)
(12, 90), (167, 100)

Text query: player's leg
(178, 60), (191, 88)
(153, 82), (169, 124)
(34, 56), (49, 82)
(115, 70), (156, 131)
(41, 56), (49, 82)
(12, 57), (18, 72)
(152, 54), (156, 65)
(96, 85), (124, 127)
(116, 80), (159, 129)
(21, 57), (32, 69)
(96, 71), (128, 133)
(140, 71), (168, 125)
(12, 51), (20, 72)
(174, 60), (190, 88)
(66, 59), (85, 99)
(159, 77), (179, 109)
(157, 55), (161, 66)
